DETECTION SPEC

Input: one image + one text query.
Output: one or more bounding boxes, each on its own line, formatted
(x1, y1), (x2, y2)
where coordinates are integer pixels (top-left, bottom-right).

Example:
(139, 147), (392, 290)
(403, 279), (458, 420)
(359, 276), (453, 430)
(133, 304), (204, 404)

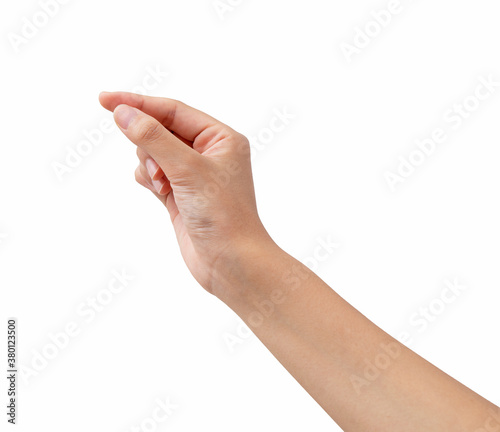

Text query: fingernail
(114, 105), (137, 130)
(152, 178), (165, 194)
(145, 158), (160, 179)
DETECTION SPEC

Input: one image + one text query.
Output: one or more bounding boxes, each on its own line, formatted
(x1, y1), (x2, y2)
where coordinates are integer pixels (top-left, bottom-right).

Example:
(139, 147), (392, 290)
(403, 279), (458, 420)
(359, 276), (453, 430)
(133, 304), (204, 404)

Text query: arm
(220, 242), (500, 431)
(99, 91), (499, 432)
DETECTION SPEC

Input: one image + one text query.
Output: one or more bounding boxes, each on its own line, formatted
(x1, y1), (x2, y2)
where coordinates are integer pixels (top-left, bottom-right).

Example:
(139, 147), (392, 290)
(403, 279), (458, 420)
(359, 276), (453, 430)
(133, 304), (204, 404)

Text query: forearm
(101, 92), (499, 431)
(217, 239), (499, 432)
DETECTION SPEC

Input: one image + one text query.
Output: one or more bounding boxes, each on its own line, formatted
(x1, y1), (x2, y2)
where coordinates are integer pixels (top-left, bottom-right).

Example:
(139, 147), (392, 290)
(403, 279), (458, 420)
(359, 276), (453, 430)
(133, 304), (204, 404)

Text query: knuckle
(231, 133), (250, 158)
(135, 118), (164, 143)
(236, 132), (249, 145)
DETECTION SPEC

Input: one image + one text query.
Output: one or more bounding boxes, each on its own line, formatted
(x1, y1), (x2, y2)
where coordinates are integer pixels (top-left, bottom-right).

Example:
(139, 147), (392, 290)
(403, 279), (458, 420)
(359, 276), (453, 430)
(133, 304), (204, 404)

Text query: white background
(1, 0), (500, 431)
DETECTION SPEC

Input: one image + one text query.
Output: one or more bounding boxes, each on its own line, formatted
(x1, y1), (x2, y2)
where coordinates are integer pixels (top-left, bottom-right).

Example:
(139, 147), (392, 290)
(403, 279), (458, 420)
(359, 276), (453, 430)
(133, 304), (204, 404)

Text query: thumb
(113, 104), (199, 177)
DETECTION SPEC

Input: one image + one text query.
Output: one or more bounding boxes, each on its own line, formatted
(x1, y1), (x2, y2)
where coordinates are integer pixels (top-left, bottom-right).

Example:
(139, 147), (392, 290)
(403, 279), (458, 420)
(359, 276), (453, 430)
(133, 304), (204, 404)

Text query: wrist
(211, 233), (315, 322)
(210, 232), (283, 306)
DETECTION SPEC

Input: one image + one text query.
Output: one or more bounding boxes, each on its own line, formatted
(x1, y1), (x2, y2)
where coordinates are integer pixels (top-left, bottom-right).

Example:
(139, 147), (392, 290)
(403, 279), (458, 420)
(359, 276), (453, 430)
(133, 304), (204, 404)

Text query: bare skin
(99, 91), (500, 432)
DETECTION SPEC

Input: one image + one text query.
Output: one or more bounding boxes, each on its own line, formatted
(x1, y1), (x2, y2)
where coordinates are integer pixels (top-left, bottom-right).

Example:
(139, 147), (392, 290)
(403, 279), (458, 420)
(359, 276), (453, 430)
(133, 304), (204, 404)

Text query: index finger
(99, 91), (223, 142)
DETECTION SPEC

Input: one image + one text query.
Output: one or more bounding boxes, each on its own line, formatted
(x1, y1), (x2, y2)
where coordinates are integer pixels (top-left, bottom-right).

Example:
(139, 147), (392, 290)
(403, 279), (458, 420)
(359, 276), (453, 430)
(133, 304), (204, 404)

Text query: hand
(99, 92), (273, 297)
(99, 93), (500, 432)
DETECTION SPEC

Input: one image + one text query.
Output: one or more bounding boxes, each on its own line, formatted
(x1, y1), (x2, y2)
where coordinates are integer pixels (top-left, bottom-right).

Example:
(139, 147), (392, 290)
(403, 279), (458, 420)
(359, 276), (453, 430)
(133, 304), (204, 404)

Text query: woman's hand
(99, 92), (274, 297)
(100, 92), (500, 432)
